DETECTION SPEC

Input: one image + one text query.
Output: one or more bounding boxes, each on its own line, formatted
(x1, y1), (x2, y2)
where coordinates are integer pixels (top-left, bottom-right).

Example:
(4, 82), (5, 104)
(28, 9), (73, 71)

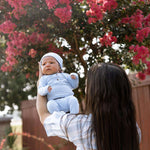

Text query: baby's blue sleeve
(38, 77), (49, 96)
(64, 73), (79, 89)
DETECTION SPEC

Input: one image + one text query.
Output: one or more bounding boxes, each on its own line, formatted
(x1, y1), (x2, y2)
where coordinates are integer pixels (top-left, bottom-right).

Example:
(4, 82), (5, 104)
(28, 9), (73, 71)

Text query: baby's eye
(42, 63), (46, 66)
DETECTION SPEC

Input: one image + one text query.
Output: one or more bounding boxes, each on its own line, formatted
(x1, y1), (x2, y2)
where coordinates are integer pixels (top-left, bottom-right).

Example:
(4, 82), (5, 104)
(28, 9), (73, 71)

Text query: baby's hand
(48, 86), (52, 93)
(71, 75), (76, 80)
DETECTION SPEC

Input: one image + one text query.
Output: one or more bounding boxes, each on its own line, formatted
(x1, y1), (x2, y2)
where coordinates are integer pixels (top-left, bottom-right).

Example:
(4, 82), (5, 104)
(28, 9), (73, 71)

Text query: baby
(38, 52), (79, 114)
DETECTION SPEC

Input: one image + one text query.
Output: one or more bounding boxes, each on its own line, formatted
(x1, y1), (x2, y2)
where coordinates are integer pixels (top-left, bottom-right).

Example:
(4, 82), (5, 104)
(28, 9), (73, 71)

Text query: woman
(36, 63), (141, 150)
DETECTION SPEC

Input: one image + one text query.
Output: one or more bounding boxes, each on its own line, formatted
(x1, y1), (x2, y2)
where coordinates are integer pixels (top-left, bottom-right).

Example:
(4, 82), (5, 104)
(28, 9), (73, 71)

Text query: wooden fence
(21, 74), (150, 150)
(130, 75), (150, 150)
(21, 100), (75, 150)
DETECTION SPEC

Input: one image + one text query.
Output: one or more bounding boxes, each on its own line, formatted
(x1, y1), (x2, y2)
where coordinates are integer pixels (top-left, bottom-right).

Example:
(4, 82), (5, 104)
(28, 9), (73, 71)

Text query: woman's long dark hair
(85, 63), (140, 150)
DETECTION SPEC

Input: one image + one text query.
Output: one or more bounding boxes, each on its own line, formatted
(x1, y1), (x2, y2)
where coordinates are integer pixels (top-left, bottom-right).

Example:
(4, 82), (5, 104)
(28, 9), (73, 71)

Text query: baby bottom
(47, 95), (79, 114)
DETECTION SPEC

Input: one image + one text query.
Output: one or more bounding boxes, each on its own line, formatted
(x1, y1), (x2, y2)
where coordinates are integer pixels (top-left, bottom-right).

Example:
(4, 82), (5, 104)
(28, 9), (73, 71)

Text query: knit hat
(40, 52), (63, 69)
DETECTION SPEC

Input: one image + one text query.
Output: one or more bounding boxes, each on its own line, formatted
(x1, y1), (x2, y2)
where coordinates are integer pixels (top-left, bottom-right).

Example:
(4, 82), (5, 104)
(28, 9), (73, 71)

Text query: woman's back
(85, 63), (140, 150)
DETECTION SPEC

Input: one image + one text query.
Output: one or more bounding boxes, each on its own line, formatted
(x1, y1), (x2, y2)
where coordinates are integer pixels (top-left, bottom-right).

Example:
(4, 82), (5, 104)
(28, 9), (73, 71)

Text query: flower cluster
(143, 14), (150, 27)
(1, 33), (26, 71)
(100, 31), (117, 47)
(1, 63), (13, 72)
(46, 0), (72, 23)
(46, 0), (118, 24)
(121, 9), (150, 33)
(125, 35), (133, 42)
(29, 32), (46, 45)
(136, 27), (150, 42)
(1, 31), (47, 72)
(121, 8), (150, 79)
(136, 72), (146, 80)
(102, 0), (118, 12)
(45, 0), (58, 9)
(129, 45), (149, 65)
(121, 9), (144, 28)
(129, 45), (150, 79)
(5, 31), (28, 67)
(54, 6), (72, 23)
(86, 0), (118, 24)
(5, 0), (32, 19)
(0, 20), (17, 33)
(86, 3), (103, 24)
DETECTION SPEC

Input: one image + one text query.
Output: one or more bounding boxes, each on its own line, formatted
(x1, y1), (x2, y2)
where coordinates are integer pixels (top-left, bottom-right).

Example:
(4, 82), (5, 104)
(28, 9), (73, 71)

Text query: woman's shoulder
(62, 113), (92, 127)
(44, 112), (92, 128)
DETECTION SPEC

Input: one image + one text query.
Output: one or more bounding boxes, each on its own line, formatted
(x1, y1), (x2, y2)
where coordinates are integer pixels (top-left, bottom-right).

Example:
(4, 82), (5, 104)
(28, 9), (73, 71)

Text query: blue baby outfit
(38, 72), (79, 113)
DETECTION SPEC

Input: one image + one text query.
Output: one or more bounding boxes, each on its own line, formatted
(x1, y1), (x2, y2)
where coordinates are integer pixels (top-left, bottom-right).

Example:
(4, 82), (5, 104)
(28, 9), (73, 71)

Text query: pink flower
(6, 0), (32, 8)
(120, 16), (130, 24)
(103, 0), (118, 11)
(100, 31), (117, 47)
(144, 14), (150, 27)
(12, 7), (27, 20)
(130, 9), (144, 28)
(45, 0), (58, 9)
(5, 0), (32, 19)
(6, 56), (18, 66)
(136, 72), (146, 80)
(0, 20), (17, 33)
(125, 35), (133, 42)
(2, 31), (30, 69)
(121, 9), (144, 29)
(75, 0), (84, 2)
(88, 17), (97, 24)
(54, 7), (72, 23)
(1, 63), (13, 72)
(86, 0), (118, 23)
(130, 45), (149, 65)
(8, 31), (28, 49)
(86, 3), (103, 23)
(136, 27), (150, 42)
(129, 45), (135, 50)
(28, 49), (37, 58)
(28, 32), (47, 44)
(59, 0), (70, 5)
(26, 73), (30, 79)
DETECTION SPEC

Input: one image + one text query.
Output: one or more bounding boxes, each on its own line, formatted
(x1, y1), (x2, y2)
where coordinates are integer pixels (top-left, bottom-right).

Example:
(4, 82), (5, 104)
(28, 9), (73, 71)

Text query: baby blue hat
(40, 52), (63, 69)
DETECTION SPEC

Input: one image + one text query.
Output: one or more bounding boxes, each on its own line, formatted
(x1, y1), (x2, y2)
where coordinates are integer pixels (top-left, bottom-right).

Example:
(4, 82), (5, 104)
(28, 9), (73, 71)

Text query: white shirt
(44, 111), (141, 150)
(44, 111), (96, 150)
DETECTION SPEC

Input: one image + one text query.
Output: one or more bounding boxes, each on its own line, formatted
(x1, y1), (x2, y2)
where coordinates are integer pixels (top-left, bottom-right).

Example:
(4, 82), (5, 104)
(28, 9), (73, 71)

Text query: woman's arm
(36, 94), (50, 124)
(36, 62), (50, 124)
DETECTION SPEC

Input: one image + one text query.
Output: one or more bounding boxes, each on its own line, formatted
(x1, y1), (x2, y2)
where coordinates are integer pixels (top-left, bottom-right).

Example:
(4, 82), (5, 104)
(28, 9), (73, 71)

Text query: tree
(0, 0), (150, 111)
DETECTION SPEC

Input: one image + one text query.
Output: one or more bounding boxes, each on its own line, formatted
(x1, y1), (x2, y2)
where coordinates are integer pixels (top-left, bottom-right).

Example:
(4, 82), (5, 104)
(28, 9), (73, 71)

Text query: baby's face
(41, 56), (60, 75)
